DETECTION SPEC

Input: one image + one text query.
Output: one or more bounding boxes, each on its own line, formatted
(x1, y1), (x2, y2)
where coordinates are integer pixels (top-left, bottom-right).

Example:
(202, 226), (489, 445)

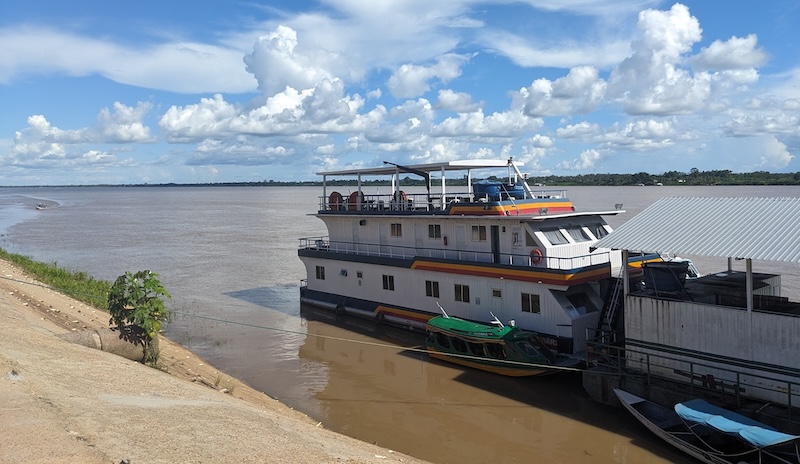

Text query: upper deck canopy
(317, 159), (519, 177)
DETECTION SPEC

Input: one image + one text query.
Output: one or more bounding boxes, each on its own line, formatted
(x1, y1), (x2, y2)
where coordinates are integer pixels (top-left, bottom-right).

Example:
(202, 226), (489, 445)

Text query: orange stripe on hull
(411, 260), (611, 285)
(376, 305), (432, 323)
(448, 201), (574, 216)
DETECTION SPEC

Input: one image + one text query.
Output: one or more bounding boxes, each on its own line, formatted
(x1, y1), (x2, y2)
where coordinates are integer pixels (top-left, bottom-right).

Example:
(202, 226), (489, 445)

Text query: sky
(1, 1), (799, 186)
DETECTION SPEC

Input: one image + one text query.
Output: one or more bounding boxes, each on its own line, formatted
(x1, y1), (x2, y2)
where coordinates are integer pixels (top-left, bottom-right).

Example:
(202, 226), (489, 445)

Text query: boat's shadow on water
(299, 302), (427, 346)
(224, 284), (302, 317)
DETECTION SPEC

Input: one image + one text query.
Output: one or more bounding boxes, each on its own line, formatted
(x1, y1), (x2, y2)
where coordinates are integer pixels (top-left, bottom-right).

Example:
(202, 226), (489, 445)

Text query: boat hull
(426, 347), (554, 377)
(612, 389), (797, 464)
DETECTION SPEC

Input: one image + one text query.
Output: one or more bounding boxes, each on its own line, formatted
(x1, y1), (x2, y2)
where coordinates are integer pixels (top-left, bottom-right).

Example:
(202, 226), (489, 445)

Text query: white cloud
(0, 25), (255, 93)
(97, 102), (155, 143)
(598, 119), (679, 151)
(756, 136), (794, 169)
(482, 31), (631, 69)
(15, 115), (91, 145)
(721, 108), (800, 137)
(243, 26), (336, 97)
(557, 148), (602, 170)
(556, 121), (601, 138)
(692, 35), (769, 71)
(704, 135), (795, 171)
(387, 54), (470, 98)
(188, 140), (294, 166)
(160, 79), (379, 142)
(436, 89), (482, 112)
(160, 94), (241, 141)
(513, 66), (606, 117)
(432, 109), (543, 138)
(606, 3), (711, 115)
(529, 134), (555, 148)
(11, 102), (153, 157)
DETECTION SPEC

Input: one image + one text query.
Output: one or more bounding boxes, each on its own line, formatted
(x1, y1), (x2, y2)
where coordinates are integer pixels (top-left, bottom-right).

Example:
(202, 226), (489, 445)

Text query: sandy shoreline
(0, 257), (427, 463)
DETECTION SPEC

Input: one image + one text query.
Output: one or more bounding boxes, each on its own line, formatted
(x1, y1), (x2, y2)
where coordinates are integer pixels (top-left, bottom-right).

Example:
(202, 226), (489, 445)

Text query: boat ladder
(597, 272), (624, 343)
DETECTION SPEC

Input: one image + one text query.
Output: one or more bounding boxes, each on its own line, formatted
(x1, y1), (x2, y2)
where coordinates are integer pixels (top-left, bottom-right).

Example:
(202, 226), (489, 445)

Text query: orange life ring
(530, 248), (543, 265)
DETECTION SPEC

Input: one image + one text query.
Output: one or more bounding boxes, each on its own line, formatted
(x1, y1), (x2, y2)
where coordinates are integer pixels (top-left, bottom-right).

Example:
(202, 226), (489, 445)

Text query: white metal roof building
(590, 197), (800, 407)
(592, 196), (800, 263)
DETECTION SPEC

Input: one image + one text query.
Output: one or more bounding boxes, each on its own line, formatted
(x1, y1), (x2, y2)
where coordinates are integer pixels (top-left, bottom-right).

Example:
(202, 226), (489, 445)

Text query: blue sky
(1, 1), (799, 186)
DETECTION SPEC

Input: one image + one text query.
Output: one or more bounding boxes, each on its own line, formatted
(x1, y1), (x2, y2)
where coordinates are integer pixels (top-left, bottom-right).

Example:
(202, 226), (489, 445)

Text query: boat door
(491, 225), (500, 263)
(414, 223), (425, 256)
(379, 222), (388, 255)
(352, 221), (360, 253)
(456, 226), (466, 259)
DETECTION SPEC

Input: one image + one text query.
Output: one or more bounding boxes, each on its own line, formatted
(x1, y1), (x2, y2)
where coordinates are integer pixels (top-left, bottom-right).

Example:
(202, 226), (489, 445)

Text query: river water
(1, 184), (798, 463)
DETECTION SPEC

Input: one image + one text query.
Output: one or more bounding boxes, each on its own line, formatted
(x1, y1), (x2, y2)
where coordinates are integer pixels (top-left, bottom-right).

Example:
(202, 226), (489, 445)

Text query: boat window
(455, 284), (470, 303)
(391, 223), (403, 237)
(425, 280), (440, 298)
(565, 293), (594, 315)
(566, 226), (591, 242)
(452, 338), (467, 353)
(471, 225), (487, 241)
(468, 342), (486, 356)
(428, 224), (442, 239)
(515, 341), (541, 358)
(435, 332), (450, 348)
(382, 275), (395, 291)
(525, 230), (537, 247)
(542, 228), (569, 245)
(486, 343), (506, 359)
(356, 271), (363, 278)
(588, 223), (608, 239)
(315, 266), (325, 280)
(492, 288), (502, 298)
(521, 293), (541, 314)
(512, 231), (521, 248)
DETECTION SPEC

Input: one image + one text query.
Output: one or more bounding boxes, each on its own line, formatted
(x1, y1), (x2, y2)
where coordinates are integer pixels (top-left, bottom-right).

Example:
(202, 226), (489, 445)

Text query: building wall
(624, 295), (800, 405)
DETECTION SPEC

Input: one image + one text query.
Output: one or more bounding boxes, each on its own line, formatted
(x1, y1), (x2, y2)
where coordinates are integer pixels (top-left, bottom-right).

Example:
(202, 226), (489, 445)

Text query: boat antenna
(489, 311), (504, 328)
(436, 302), (449, 318)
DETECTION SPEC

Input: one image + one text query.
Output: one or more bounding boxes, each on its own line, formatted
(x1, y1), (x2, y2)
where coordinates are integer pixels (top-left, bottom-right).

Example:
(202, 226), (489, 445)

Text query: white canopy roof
(317, 159), (519, 177)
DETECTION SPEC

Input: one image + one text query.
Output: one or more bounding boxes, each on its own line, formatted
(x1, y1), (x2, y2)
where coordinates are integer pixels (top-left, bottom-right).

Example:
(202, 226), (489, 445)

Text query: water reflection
(298, 304), (686, 463)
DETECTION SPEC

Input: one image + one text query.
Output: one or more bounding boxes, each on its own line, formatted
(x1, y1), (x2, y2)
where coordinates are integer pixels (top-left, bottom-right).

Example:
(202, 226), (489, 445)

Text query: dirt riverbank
(0, 258), (427, 464)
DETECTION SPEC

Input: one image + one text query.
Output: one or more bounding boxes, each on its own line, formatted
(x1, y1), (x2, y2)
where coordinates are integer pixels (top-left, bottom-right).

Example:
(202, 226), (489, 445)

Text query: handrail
(586, 337), (799, 413)
(299, 236), (612, 270)
(316, 189), (569, 212)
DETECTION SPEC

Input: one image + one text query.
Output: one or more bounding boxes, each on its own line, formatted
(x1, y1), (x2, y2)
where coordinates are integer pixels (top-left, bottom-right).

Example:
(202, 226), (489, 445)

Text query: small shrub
(107, 270), (171, 349)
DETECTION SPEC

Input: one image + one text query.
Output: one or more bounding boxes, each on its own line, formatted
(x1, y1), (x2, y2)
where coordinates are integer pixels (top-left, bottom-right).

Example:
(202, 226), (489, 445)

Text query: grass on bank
(0, 247), (110, 310)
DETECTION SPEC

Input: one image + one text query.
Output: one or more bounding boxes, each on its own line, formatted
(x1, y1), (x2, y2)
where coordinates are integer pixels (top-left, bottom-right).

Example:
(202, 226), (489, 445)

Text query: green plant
(107, 270), (171, 348)
(0, 247), (111, 308)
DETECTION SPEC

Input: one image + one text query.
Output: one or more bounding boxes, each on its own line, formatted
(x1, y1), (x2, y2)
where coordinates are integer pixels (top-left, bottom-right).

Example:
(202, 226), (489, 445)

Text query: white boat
(298, 158), (656, 357)
(614, 389), (800, 464)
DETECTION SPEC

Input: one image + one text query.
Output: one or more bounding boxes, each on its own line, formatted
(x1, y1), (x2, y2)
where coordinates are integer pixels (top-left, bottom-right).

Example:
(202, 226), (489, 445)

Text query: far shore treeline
(3, 169), (800, 188)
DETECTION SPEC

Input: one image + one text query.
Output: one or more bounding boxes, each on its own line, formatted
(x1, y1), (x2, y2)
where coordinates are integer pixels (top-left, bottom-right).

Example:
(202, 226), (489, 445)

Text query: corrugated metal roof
(592, 197), (800, 263)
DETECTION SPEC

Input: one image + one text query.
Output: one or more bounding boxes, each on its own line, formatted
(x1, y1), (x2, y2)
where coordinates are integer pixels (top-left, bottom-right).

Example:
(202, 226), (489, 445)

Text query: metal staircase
(596, 272), (625, 344)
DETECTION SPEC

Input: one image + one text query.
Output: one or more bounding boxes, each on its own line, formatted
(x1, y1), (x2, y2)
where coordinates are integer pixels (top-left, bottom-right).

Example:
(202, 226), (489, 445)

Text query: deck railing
(299, 236), (611, 270)
(586, 336), (800, 414)
(318, 189), (569, 213)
